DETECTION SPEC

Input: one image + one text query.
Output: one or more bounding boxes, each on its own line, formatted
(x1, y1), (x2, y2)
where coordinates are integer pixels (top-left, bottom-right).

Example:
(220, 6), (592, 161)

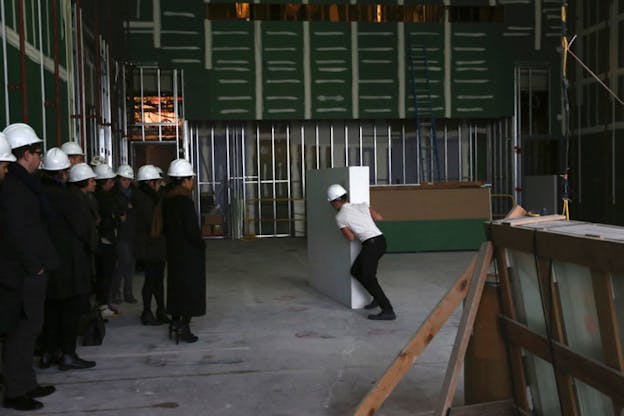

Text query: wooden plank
(435, 242), (494, 416)
(493, 247), (530, 412)
(353, 255), (478, 416)
(448, 399), (515, 416)
(504, 204), (527, 219)
(501, 214), (566, 227)
(501, 317), (624, 400)
(591, 271), (624, 412)
(536, 258), (579, 416)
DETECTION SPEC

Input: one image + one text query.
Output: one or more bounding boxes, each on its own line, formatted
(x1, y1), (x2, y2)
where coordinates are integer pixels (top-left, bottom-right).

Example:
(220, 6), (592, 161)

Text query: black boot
(141, 310), (161, 326)
(39, 352), (61, 369)
(58, 353), (96, 370)
(178, 324), (198, 343)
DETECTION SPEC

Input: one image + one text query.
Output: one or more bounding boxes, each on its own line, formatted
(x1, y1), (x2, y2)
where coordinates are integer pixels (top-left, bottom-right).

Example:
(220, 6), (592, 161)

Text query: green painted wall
(125, 1), (562, 123)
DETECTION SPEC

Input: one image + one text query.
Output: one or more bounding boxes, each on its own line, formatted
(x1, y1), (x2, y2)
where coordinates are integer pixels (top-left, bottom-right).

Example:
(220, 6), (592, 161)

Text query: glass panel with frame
(522, 350), (562, 416)
(506, 249), (548, 337)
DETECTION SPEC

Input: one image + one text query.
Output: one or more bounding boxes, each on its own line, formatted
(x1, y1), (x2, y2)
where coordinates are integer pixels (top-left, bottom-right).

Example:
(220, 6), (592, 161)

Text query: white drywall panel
(306, 167), (369, 309)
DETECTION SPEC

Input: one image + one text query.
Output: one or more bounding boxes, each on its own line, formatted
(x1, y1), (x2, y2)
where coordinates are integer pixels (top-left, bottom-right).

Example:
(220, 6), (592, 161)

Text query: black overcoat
(0, 164), (59, 333)
(162, 187), (205, 317)
(133, 184), (166, 262)
(42, 176), (92, 299)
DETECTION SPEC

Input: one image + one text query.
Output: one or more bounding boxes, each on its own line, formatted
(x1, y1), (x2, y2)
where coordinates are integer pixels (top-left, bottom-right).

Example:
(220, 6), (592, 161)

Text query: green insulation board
(377, 218), (487, 252)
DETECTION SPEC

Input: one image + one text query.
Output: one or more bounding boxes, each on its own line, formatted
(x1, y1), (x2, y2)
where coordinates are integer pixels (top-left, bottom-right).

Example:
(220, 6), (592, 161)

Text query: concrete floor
(9, 238), (476, 415)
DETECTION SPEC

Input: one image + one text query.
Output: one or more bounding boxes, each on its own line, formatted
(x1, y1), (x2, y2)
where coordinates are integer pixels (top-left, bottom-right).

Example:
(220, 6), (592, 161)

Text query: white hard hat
(94, 164), (116, 180)
(69, 163), (96, 183)
(3, 123), (42, 149)
(167, 159), (195, 177)
(155, 166), (163, 175)
(0, 132), (16, 162)
(61, 141), (84, 156)
(327, 184), (347, 202)
(137, 164), (162, 181)
(41, 147), (70, 171)
(116, 164), (134, 179)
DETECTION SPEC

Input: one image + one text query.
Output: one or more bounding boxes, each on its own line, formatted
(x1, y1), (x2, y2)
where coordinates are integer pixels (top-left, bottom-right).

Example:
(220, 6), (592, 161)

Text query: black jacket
(0, 163), (59, 333)
(115, 185), (135, 243)
(133, 183), (166, 262)
(95, 187), (121, 245)
(163, 186), (205, 317)
(41, 175), (92, 299)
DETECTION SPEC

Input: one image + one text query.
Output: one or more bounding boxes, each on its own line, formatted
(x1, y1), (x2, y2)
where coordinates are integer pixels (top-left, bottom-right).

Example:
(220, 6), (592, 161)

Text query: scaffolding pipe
(1, 0), (9, 125)
(52, 0), (61, 145)
(37, 0), (46, 150)
(75, 0), (86, 149)
(18, 0), (27, 122)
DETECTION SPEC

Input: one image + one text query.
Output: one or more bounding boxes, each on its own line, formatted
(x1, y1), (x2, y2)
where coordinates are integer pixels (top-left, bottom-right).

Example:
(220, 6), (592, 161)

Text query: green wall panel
(405, 23), (445, 118)
(377, 218), (487, 252)
(160, 0), (204, 66)
(357, 23), (399, 118)
(451, 23), (510, 118)
(261, 22), (304, 119)
(310, 22), (352, 119)
(209, 21), (255, 119)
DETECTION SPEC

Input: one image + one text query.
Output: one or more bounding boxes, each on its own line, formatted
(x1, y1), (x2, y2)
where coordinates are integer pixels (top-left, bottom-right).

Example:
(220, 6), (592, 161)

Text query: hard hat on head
(327, 184), (347, 202)
(94, 164), (116, 180)
(41, 147), (70, 171)
(61, 141), (84, 156)
(167, 159), (195, 177)
(137, 164), (162, 181)
(3, 123), (42, 149)
(0, 132), (16, 162)
(155, 166), (163, 175)
(116, 164), (134, 179)
(69, 163), (96, 183)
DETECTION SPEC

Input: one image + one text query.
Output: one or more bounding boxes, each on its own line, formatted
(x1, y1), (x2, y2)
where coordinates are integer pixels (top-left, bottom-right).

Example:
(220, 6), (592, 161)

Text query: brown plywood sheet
(370, 187), (491, 221)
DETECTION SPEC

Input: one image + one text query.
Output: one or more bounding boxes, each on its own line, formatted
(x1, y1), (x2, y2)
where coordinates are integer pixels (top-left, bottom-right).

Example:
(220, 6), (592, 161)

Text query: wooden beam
(501, 214), (566, 227)
(591, 270), (624, 412)
(353, 256), (479, 416)
(435, 242), (494, 416)
(536, 258), (578, 416)
(501, 317), (624, 400)
(504, 205), (527, 219)
(494, 247), (530, 412)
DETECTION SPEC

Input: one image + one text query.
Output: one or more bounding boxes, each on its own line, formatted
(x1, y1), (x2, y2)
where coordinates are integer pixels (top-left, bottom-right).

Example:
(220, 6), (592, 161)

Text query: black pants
(1, 274), (46, 398)
(95, 243), (116, 306)
(41, 295), (85, 357)
(351, 235), (393, 311)
(142, 261), (165, 313)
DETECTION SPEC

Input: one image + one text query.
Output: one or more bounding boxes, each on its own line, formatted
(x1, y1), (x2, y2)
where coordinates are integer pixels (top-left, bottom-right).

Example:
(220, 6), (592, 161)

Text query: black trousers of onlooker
(350, 235), (393, 311)
(142, 261), (165, 313)
(95, 243), (116, 306)
(1, 274), (47, 398)
(41, 295), (84, 357)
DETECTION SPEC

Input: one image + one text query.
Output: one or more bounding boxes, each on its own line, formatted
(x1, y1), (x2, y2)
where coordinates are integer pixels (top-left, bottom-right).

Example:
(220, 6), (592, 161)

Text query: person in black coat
(160, 159), (205, 343)
(93, 164), (122, 317)
(111, 165), (136, 304)
(133, 165), (168, 326)
(0, 123), (59, 411)
(39, 151), (96, 371)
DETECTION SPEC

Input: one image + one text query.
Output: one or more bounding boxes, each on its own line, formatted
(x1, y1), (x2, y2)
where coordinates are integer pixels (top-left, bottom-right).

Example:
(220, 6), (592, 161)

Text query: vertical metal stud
(271, 124), (277, 236)
(140, 68), (145, 141)
(387, 122), (392, 185)
(401, 124), (406, 184)
(330, 121), (334, 168)
(373, 123), (378, 184)
(256, 123), (262, 236)
(286, 123), (292, 236)
(301, 123), (305, 195)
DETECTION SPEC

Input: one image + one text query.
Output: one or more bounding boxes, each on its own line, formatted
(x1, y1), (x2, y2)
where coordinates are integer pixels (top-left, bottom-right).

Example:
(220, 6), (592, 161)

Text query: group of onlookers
(0, 123), (206, 411)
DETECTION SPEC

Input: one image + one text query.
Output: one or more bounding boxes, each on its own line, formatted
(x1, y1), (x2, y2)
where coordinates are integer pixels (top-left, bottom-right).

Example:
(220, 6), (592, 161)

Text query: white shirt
(335, 202), (382, 242)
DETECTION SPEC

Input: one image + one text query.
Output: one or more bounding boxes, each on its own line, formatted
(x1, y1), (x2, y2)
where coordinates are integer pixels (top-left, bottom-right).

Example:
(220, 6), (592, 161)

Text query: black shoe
(141, 310), (162, 326)
(368, 310), (396, 321)
(26, 385), (56, 398)
(156, 309), (171, 324)
(364, 300), (379, 310)
(3, 396), (44, 411)
(39, 352), (60, 369)
(178, 325), (198, 343)
(58, 353), (96, 371)
(124, 294), (138, 304)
